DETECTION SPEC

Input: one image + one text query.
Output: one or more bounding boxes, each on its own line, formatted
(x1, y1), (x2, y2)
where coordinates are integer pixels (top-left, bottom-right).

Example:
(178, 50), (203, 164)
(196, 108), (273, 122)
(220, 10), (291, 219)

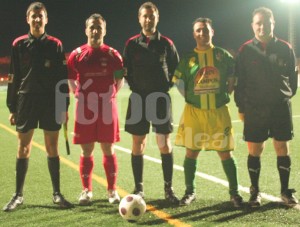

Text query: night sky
(0, 0), (299, 58)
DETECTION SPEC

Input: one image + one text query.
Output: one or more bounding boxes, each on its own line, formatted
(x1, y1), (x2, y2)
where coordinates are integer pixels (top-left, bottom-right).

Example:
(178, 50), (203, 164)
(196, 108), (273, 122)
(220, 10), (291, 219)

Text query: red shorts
(73, 97), (120, 144)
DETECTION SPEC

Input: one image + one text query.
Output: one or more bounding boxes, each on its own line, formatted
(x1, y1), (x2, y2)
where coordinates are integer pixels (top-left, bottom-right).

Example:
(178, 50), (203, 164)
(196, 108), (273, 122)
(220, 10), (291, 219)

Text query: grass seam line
(0, 123), (191, 227)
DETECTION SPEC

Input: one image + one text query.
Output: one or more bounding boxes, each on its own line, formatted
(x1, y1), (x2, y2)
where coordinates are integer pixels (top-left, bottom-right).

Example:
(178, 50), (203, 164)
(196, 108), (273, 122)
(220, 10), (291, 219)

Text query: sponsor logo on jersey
(194, 66), (220, 94)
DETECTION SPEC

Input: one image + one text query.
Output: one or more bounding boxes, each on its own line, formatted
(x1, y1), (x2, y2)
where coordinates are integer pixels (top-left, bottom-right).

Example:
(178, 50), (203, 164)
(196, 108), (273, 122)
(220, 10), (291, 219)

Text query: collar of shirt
(253, 36), (277, 50)
(139, 30), (161, 44)
(27, 32), (47, 44)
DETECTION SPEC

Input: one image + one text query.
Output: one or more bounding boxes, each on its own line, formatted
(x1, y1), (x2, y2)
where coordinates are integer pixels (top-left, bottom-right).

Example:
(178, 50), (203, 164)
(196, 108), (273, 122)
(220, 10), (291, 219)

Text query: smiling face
(27, 9), (48, 38)
(85, 18), (106, 48)
(138, 7), (159, 36)
(252, 12), (275, 43)
(193, 21), (214, 50)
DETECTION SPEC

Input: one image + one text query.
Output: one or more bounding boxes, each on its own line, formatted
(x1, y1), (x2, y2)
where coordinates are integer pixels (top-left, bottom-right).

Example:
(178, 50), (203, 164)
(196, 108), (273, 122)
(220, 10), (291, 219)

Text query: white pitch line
(119, 115), (300, 131)
(115, 144), (300, 210)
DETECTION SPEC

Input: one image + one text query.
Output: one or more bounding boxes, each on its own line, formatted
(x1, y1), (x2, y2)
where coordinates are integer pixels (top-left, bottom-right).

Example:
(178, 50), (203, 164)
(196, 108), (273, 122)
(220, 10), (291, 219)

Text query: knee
(158, 143), (172, 154)
(218, 151), (233, 161)
(132, 139), (147, 154)
(186, 149), (199, 159)
(82, 150), (94, 157)
(45, 143), (59, 157)
(18, 143), (31, 158)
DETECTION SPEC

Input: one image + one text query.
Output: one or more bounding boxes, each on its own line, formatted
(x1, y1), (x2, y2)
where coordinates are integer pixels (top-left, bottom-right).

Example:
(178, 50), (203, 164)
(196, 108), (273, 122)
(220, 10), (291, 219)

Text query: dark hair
(252, 7), (274, 22)
(193, 17), (212, 27)
(85, 13), (106, 27)
(26, 2), (47, 17)
(138, 2), (159, 16)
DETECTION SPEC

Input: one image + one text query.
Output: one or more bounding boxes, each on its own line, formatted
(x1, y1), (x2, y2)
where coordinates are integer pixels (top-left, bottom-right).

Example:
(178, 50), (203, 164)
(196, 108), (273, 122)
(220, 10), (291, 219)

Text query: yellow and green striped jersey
(173, 45), (235, 109)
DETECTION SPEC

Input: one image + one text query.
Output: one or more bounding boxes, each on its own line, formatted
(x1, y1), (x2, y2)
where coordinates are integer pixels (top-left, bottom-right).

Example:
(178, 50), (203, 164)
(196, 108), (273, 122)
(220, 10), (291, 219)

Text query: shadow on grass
(24, 198), (118, 211)
(141, 199), (293, 225)
(19, 199), (295, 226)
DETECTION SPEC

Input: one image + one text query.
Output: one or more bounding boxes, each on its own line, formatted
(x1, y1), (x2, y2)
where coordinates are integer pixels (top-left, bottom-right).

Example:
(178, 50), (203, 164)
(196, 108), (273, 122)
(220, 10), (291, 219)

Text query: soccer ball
(119, 194), (146, 222)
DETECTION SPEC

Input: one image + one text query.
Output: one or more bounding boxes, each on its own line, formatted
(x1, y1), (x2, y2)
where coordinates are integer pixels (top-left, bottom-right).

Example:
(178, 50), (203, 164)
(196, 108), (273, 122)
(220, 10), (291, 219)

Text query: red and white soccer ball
(119, 194), (146, 222)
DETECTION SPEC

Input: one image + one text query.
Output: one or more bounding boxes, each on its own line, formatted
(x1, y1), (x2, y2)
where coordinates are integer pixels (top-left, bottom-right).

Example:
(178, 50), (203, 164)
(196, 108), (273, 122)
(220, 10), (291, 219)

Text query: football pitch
(1, 86), (300, 227)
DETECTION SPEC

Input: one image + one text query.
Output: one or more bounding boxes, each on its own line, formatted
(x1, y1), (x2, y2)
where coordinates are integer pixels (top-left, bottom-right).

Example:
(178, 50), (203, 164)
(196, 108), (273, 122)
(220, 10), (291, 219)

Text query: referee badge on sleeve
(8, 74), (14, 83)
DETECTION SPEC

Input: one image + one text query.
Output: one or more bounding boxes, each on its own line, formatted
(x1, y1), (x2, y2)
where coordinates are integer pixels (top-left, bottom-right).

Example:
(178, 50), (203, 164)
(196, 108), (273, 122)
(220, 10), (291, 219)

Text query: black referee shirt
(123, 31), (179, 94)
(7, 32), (68, 113)
(234, 37), (298, 112)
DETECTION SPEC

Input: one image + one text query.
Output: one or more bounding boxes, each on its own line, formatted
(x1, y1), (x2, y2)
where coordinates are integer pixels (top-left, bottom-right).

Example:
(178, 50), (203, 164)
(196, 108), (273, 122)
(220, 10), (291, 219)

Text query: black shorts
(125, 92), (173, 135)
(15, 94), (62, 133)
(243, 100), (293, 142)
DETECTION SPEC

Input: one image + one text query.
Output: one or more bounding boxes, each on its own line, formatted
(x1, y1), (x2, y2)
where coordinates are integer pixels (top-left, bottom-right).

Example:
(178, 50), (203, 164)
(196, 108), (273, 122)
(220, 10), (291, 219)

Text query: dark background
(0, 0), (299, 57)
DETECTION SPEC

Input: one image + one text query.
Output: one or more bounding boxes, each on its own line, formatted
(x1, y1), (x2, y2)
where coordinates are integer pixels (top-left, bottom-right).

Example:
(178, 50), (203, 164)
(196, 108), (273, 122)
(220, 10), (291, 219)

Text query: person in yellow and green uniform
(173, 17), (243, 207)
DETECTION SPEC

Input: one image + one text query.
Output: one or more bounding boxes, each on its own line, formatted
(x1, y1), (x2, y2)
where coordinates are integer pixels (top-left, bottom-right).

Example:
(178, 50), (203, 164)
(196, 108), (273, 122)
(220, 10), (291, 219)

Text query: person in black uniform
(234, 7), (298, 207)
(123, 1), (179, 204)
(3, 2), (72, 212)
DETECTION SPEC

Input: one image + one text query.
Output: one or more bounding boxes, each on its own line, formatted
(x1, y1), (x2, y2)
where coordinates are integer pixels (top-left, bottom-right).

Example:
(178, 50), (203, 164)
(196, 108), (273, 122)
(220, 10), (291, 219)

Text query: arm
(172, 58), (186, 97)
(167, 43), (180, 87)
(66, 50), (78, 95)
(56, 42), (69, 124)
(234, 53), (246, 122)
(173, 76), (185, 97)
(6, 45), (20, 115)
(112, 49), (125, 93)
(227, 77), (236, 95)
(68, 79), (77, 94)
(115, 78), (124, 92)
(288, 48), (298, 97)
(123, 42), (133, 88)
(234, 51), (246, 114)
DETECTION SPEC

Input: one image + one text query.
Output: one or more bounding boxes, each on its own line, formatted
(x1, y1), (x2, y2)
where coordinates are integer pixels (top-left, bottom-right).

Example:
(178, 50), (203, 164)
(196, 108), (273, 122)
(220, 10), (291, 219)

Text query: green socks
(183, 157), (197, 194)
(222, 157), (239, 196)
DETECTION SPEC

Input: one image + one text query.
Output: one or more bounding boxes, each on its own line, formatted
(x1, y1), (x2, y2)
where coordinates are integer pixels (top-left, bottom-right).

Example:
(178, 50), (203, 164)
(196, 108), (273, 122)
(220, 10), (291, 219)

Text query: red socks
(80, 154), (118, 191)
(103, 154), (118, 190)
(79, 156), (94, 191)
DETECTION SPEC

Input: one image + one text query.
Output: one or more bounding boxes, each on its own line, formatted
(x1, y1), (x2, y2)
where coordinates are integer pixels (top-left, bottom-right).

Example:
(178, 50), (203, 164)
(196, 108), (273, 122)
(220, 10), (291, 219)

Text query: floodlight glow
(280, 0), (300, 3)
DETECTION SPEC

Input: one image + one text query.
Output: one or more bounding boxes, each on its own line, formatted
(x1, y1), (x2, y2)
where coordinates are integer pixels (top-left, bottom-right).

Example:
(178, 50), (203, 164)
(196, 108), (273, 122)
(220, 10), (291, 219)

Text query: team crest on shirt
(44, 59), (51, 68)
(194, 66), (220, 94)
(277, 58), (286, 67)
(189, 57), (196, 68)
(8, 74), (14, 83)
(100, 57), (108, 67)
(159, 53), (166, 62)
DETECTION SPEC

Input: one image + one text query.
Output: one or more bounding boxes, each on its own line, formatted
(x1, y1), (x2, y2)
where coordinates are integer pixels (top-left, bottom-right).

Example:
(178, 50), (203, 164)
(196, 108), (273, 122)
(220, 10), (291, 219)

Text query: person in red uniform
(235, 7), (298, 207)
(67, 13), (124, 205)
(123, 2), (179, 204)
(3, 2), (72, 212)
